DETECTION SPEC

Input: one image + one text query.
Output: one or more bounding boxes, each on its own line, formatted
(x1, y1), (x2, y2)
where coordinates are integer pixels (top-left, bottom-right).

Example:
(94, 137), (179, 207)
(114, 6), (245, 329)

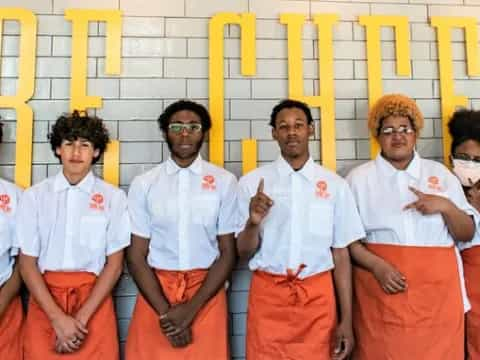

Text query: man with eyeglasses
(125, 100), (237, 359)
(346, 94), (475, 359)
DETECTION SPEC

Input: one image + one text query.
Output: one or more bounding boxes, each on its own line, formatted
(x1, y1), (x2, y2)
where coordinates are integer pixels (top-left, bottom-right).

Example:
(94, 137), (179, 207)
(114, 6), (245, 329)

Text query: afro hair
(448, 109), (480, 154)
(368, 94), (424, 138)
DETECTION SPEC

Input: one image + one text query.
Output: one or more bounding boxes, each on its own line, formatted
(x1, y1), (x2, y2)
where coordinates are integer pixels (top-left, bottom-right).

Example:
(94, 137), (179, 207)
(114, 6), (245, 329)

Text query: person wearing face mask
(346, 94), (475, 360)
(449, 109), (480, 359)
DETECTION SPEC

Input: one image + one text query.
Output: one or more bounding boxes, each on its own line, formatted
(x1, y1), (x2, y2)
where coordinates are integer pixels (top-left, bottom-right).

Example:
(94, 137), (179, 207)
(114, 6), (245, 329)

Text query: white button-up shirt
(16, 171), (130, 275)
(128, 155), (238, 271)
(237, 156), (366, 279)
(0, 179), (21, 287)
(346, 153), (475, 247)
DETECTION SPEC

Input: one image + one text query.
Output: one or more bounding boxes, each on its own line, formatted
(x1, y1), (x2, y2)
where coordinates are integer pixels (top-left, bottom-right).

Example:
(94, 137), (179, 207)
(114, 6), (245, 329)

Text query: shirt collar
(165, 154), (203, 176)
(375, 151), (421, 180)
(275, 155), (316, 184)
(53, 170), (95, 194)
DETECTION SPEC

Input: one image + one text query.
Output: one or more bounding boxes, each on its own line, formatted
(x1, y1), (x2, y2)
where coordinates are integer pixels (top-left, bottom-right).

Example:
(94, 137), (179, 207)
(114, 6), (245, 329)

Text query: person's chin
(174, 149), (198, 160)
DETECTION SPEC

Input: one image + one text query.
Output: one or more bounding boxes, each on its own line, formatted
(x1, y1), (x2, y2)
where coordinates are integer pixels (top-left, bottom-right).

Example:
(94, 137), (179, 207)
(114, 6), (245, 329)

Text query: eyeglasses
(453, 153), (480, 164)
(168, 123), (202, 134)
(379, 125), (415, 136)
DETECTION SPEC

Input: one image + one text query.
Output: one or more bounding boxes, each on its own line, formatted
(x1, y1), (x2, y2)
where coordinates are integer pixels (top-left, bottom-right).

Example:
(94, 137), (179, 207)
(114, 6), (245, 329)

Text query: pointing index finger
(256, 178), (264, 194)
(408, 186), (424, 198)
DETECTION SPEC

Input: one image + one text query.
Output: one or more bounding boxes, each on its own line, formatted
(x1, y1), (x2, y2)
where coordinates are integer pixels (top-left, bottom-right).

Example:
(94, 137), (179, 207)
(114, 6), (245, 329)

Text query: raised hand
(248, 178), (273, 226)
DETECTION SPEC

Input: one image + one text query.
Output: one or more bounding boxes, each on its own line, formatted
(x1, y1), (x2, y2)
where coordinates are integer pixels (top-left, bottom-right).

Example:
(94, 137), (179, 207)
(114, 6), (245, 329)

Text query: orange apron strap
(125, 269), (229, 360)
(353, 244), (464, 360)
(461, 246), (480, 359)
(247, 268), (336, 360)
(23, 272), (119, 360)
(0, 295), (23, 360)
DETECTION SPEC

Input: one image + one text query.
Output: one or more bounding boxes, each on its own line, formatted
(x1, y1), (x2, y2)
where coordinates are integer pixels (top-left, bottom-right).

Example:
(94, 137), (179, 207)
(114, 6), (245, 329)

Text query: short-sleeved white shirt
(16, 171), (131, 275)
(0, 179), (21, 287)
(237, 156), (366, 279)
(128, 155), (238, 271)
(346, 153), (475, 247)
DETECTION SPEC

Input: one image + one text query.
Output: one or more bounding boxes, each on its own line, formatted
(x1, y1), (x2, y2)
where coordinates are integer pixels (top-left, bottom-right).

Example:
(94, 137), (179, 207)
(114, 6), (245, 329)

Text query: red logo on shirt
(315, 180), (330, 199)
(0, 194), (11, 213)
(89, 193), (105, 211)
(202, 175), (216, 191)
(427, 176), (443, 192)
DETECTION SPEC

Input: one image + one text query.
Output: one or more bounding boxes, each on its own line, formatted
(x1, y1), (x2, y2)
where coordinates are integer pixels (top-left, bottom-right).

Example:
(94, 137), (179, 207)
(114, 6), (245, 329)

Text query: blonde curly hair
(368, 94), (424, 138)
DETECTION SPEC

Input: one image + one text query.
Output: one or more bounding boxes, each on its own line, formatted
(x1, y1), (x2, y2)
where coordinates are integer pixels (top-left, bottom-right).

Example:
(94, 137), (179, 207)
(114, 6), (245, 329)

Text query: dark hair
(0, 118), (3, 143)
(269, 99), (314, 128)
(448, 109), (480, 154)
(48, 110), (110, 164)
(158, 100), (212, 133)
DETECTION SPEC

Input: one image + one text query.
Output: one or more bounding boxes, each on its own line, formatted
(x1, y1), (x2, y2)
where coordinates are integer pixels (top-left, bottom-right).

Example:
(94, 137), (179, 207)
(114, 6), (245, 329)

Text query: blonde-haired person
(449, 109), (480, 359)
(347, 94), (475, 359)
(0, 121), (23, 360)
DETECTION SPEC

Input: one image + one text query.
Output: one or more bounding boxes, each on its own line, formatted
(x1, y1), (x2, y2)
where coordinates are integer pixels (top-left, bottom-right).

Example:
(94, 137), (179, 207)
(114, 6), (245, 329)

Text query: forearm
(332, 248), (353, 324)
(19, 253), (64, 321)
(126, 251), (170, 315)
(76, 251), (123, 324)
(190, 235), (236, 314)
(442, 204), (475, 242)
(349, 240), (385, 273)
(0, 262), (22, 319)
(237, 220), (261, 260)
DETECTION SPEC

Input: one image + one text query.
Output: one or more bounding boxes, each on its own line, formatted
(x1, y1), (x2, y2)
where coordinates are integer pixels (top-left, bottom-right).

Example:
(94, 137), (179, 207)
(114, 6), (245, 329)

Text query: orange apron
(352, 244), (464, 360)
(246, 266), (336, 360)
(461, 246), (480, 360)
(125, 269), (229, 360)
(23, 272), (119, 360)
(0, 295), (23, 360)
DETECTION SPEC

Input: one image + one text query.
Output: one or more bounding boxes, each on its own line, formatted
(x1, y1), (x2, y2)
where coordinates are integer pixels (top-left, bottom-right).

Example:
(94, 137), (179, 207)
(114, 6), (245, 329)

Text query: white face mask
(452, 159), (480, 187)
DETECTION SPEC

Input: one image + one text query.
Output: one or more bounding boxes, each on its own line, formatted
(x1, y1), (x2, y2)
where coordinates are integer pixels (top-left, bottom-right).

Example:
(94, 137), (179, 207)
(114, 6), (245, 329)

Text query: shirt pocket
(309, 202), (334, 237)
(151, 198), (177, 222)
(192, 195), (219, 226)
(79, 216), (108, 251)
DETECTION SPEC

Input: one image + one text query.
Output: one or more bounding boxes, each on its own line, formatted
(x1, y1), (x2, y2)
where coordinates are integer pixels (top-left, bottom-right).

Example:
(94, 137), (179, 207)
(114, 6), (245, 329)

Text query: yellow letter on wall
(359, 15), (410, 158)
(0, 8), (36, 188)
(209, 13), (256, 172)
(431, 17), (480, 164)
(64, 9), (122, 186)
(280, 14), (338, 170)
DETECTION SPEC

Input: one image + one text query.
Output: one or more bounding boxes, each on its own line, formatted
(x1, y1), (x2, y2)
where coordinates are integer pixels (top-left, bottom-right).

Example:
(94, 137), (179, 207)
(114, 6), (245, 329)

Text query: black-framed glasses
(168, 123), (202, 134)
(453, 153), (480, 164)
(379, 125), (415, 136)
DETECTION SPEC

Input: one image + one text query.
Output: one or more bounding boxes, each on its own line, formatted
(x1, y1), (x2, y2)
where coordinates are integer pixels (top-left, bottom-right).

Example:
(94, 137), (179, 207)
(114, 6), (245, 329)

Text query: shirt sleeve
(106, 188), (131, 255)
(235, 178), (252, 237)
(331, 180), (366, 248)
(10, 186), (22, 255)
(217, 174), (238, 236)
(16, 189), (41, 257)
(127, 176), (151, 239)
